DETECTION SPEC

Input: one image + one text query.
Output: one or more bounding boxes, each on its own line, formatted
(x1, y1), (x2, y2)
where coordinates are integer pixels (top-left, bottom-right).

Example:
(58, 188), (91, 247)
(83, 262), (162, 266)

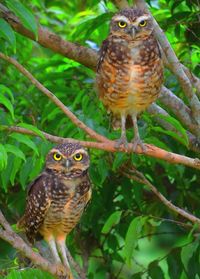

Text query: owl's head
(110, 8), (153, 41)
(45, 142), (90, 177)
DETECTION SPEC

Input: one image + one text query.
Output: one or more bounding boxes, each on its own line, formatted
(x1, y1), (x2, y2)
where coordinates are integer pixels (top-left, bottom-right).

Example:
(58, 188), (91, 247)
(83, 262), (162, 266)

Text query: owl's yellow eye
(118, 21), (127, 28)
(139, 20), (147, 27)
(53, 153), (62, 161)
(73, 153), (83, 161)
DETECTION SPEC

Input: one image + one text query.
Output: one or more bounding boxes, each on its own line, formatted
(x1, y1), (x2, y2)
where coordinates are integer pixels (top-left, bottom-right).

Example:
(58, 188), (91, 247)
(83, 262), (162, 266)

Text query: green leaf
(97, 158), (108, 184)
(0, 144), (7, 170)
(0, 94), (15, 119)
(124, 216), (147, 265)
(154, 114), (189, 147)
(0, 19), (16, 50)
(0, 84), (14, 103)
(5, 268), (54, 279)
(17, 123), (46, 141)
(101, 211), (122, 234)
(5, 144), (26, 161)
(10, 156), (22, 185)
(167, 248), (183, 279)
(6, 0), (38, 38)
(152, 126), (188, 147)
(148, 261), (165, 279)
(19, 157), (33, 188)
(112, 152), (128, 171)
(9, 133), (39, 155)
(181, 240), (199, 271)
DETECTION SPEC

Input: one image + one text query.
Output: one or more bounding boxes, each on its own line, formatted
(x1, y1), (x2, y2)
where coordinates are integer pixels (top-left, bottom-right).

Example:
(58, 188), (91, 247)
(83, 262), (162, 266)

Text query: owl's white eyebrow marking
(50, 149), (62, 155)
(136, 15), (151, 24)
(72, 149), (88, 156)
(113, 15), (130, 24)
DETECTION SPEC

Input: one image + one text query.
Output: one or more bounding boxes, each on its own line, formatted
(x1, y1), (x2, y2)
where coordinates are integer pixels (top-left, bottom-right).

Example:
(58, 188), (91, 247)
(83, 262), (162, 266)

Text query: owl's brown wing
(18, 172), (51, 243)
(97, 38), (109, 72)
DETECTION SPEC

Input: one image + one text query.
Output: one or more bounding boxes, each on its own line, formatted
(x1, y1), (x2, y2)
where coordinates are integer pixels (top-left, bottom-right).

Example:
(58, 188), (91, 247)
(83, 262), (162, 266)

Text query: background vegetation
(0, 0), (200, 278)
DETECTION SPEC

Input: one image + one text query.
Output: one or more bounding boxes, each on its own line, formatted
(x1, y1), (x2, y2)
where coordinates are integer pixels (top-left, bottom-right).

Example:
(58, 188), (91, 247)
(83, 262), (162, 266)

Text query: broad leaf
(5, 144), (26, 161)
(0, 19), (16, 49)
(6, 0), (38, 38)
(101, 211), (122, 234)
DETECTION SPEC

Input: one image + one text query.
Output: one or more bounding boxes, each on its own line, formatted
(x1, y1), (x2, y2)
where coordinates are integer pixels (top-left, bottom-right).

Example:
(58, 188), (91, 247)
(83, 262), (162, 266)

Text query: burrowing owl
(96, 7), (163, 150)
(18, 142), (91, 275)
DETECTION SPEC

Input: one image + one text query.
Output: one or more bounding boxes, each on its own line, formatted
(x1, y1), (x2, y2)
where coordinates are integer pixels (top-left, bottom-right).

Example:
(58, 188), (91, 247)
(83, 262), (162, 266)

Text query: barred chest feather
(97, 34), (163, 116)
(39, 173), (91, 237)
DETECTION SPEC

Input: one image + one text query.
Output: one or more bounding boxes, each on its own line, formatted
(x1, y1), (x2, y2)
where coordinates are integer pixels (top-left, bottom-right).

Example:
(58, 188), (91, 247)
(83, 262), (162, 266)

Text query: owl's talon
(115, 136), (129, 150)
(132, 137), (146, 153)
(56, 263), (74, 279)
(56, 263), (68, 276)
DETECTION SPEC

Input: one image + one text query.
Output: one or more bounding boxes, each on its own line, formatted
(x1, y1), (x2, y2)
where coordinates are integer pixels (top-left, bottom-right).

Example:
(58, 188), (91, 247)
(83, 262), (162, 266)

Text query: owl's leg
(56, 237), (70, 268)
(56, 237), (74, 279)
(115, 114), (128, 149)
(131, 115), (145, 152)
(47, 237), (61, 263)
(45, 236), (70, 277)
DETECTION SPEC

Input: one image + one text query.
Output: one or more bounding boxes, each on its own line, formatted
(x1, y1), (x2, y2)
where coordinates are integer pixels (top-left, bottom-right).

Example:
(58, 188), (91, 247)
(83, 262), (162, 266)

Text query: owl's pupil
(140, 20), (146, 26)
(55, 154), (60, 158)
(118, 21), (126, 28)
(76, 154), (80, 159)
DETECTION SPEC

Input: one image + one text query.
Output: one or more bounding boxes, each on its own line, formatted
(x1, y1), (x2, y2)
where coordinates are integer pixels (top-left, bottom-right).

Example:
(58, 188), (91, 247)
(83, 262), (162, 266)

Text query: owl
(18, 142), (91, 274)
(96, 8), (163, 150)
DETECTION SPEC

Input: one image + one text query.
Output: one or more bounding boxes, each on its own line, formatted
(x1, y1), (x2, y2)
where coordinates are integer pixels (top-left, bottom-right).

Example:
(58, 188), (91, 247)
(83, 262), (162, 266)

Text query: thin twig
(0, 52), (109, 144)
(121, 167), (200, 226)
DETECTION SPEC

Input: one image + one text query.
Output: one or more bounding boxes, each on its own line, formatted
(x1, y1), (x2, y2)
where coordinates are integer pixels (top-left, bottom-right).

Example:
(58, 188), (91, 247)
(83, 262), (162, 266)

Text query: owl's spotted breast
(18, 142), (91, 269)
(96, 7), (164, 149)
(97, 34), (163, 116)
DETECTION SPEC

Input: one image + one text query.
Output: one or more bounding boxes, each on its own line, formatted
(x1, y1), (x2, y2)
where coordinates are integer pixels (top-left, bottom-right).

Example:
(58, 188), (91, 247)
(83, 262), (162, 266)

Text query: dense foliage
(0, 0), (200, 278)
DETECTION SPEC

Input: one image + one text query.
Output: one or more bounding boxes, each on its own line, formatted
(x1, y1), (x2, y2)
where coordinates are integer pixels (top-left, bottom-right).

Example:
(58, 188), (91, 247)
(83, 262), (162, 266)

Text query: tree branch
(159, 86), (200, 137)
(0, 211), (70, 278)
(1, 3), (199, 135)
(134, 0), (200, 125)
(147, 104), (200, 153)
(121, 166), (200, 226)
(0, 3), (97, 70)
(2, 125), (200, 170)
(0, 52), (109, 144)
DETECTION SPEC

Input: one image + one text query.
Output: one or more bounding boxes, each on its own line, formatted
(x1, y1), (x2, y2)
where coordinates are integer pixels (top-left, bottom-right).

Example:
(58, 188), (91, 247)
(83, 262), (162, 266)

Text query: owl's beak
(128, 26), (138, 38)
(65, 159), (72, 169)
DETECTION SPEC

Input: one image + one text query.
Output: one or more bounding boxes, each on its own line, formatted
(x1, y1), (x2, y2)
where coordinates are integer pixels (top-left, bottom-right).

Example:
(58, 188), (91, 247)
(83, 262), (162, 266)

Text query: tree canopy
(0, 0), (200, 278)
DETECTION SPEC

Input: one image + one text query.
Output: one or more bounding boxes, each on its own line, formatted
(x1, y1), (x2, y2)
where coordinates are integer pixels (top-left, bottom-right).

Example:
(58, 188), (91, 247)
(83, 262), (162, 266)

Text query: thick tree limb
(121, 166), (200, 226)
(159, 86), (200, 137)
(0, 211), (70, 278)
(0, 3), (199, 137)
(0, 3), (97, 70)
(2, 125), (200, 170)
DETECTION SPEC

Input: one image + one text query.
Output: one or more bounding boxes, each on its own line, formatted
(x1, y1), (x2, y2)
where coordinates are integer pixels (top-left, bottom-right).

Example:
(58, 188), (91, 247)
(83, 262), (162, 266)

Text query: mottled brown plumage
(96, 7), (163, 149)
(18, 142), (91, 272)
